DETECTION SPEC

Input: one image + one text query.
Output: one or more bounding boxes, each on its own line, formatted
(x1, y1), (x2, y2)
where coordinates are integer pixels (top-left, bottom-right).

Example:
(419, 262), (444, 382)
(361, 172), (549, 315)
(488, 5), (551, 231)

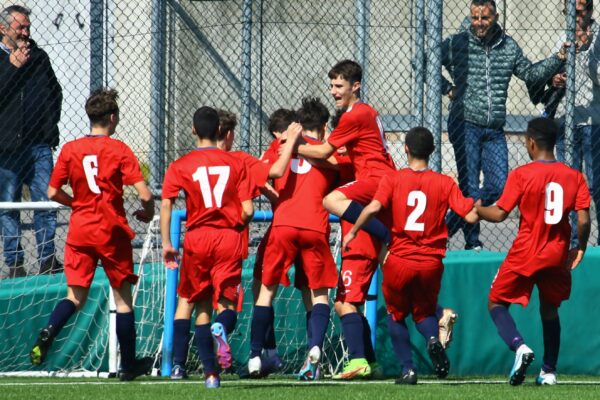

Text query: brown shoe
(8, 262), (27, 278)
(438, 308), (458, 349)
(39, 256), (64, 275)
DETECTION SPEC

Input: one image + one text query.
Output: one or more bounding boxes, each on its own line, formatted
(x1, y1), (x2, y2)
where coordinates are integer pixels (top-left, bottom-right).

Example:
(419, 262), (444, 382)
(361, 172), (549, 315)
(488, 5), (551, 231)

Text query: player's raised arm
(132, 181), (154, 223)
(297, 141), (336, 160)
(160, 197), (178, 267)
(269, 122), (303, 178)
(342, 199), (382, 250)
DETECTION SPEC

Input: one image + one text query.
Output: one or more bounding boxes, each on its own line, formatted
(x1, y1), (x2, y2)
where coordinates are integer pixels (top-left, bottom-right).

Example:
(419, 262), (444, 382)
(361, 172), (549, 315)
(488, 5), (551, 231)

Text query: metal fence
(0, 0), (596, 275)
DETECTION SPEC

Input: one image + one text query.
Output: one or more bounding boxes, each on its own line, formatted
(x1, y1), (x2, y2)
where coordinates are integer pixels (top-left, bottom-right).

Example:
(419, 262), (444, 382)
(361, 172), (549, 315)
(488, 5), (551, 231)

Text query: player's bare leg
(113, 282), (152, 381)
(30, 285), (87, 365)
(249, 283), (279, 377)
(323, 190), (352, 217)
(171, 297), (194, 380)
(536, 301), (560, 385)
(333, 301), (372, 380)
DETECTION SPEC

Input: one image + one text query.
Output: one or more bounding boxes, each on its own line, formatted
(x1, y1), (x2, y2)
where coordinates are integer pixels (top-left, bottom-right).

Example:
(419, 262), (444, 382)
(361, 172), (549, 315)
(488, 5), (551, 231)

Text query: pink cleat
(211, 322), (232, 369)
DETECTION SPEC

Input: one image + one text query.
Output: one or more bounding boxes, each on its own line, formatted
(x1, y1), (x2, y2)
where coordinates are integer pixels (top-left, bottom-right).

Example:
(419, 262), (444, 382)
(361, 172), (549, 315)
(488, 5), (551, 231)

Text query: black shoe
(395, 368), (417, 385)
(119, 357), (153, 381)
(427, 337), (450, 379)
(30, 327), (55, 365)
(39, 257), (64, 275)
(8, 262), (27, 278)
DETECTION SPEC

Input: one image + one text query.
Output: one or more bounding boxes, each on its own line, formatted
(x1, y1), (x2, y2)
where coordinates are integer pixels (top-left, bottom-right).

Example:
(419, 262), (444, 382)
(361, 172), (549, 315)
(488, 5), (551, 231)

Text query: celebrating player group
(28, 59), (591, 389)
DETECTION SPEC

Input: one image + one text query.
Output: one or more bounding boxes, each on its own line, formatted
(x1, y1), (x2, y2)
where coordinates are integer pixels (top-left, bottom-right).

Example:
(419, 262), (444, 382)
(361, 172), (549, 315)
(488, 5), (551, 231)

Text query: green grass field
(2, 375), (600, 400)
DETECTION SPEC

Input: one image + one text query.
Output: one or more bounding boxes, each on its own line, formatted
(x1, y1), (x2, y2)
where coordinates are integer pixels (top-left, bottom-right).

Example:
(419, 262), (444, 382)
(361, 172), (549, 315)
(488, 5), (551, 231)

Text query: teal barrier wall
(2, 248), (600, 376)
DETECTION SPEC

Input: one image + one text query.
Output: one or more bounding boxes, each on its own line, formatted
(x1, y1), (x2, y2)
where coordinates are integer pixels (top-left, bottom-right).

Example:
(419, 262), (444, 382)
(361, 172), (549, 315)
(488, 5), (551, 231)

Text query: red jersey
(374, 168), (474, 262)
(49, 136), (145, 246)
(230, 150), (270, 198)
(271, 136), (337, 233)
(497, 161), (590, 276)
(327, 102), (395, 180)
(162, 148), (252, 231)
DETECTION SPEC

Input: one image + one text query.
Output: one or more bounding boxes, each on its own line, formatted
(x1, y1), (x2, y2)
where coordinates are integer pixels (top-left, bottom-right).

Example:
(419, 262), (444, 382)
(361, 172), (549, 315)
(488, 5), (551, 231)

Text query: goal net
(0, 205), (350, 377)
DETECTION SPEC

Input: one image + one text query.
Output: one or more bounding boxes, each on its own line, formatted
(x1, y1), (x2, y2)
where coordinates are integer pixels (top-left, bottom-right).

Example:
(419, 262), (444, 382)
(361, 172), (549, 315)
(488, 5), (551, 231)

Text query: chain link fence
(0, 0), (597, 277)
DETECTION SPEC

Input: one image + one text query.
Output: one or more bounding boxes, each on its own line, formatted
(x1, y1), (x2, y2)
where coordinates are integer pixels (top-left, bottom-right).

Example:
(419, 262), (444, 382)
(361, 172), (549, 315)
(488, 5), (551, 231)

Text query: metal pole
(356, 0), (371, 103)
(414, 0), (425, 126)
(425, 0), (443, 172)
(90, 0), (103, 91)
(240, 0), (253, 152)
(150, 0), (167, 192)
(564, 0), (576, 167)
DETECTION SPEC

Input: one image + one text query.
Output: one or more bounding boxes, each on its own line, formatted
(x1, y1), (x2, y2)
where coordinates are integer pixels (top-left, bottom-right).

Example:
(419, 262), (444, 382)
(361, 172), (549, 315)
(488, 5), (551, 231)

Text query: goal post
(160, 209), (379, 377)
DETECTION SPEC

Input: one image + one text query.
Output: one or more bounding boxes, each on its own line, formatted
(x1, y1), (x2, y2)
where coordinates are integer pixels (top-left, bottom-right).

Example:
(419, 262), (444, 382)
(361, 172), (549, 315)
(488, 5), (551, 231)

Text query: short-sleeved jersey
(327, 102), (395, 180)
(496, 161), (591, 276)
(374, 168), (474, 262)
(162, 148), (252, 231)
(230, 150), (270, 198)
(49, 136), (145, 247)
(271, 136), (337, 234)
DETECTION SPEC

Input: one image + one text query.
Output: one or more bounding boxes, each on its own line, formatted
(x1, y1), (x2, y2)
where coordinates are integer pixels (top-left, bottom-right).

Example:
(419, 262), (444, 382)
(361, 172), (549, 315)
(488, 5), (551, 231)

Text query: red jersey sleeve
(236, 162), (253, 202)
(247, 157), (270, 195)
(162, 163), (181, 199)
(260, 140), (280, 165)
(496, 170), (523, 213)
(49, 146), (70, 188)
(327, 112), (359, 149)
(373, 174), (394, 208)
(120, 145), (145, 185)
(575, 172), (591, 210)
(448, 179), (475, 217)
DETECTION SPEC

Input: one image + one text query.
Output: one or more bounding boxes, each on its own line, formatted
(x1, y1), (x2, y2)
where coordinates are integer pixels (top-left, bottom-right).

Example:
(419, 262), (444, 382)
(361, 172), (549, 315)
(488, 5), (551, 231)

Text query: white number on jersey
(82, 155), (101, 194)
(290, 157), (312, 174)
(342, 270), (353, 288)
(405, 190), (427, 232)
(192, 166), (231, 208)
(544, 182), (564, 225)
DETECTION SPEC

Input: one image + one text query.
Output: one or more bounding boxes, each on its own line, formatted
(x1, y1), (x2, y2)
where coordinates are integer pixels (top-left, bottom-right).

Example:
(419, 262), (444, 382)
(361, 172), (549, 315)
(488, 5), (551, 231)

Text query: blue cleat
(170, 364), (188, 380)
(205, 373), (220, 389)
(509, 344), (534, 386)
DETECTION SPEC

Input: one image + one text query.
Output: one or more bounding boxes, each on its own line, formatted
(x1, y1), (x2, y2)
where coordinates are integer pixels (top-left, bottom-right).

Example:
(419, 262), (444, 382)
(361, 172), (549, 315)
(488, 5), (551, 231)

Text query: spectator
(0, 5), (63, 277)
(548, 0), (599, 247)
(441, 0), (567, 250)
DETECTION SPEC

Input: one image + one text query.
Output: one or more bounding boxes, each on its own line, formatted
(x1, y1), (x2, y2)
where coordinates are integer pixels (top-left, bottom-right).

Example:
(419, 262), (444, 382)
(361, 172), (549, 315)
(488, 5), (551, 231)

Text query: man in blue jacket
(0, 5), (63, 277)
(442, 0), (567, 250)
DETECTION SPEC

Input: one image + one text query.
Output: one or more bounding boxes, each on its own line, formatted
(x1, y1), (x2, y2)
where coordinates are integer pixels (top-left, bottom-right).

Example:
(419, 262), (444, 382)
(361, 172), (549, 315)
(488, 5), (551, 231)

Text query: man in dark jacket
(0, 5), (63, 277)
(442, 0), (566, 250)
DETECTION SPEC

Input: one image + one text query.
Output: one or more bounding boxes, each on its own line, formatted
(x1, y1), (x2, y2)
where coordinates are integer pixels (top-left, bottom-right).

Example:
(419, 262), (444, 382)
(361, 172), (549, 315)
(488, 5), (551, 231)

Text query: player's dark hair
(217, 109), (237, 140)
(193, 106), (220, 141)
(405, 127), (435, 160)
(328, 60), (362, 85)
(85, 88), (119, 127)
(330, 107), (347, 130)
(297, 97), (330, 133)
(471, 0), (497, 11)
(526, 117), (558, 151)
(268, 108), (297, 136)
(563, 0), (593, 14)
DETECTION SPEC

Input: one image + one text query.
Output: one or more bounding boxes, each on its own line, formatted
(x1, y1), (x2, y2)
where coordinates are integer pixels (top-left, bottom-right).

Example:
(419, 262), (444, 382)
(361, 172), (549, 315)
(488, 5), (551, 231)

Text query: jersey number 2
(83, 155), (101, 194)
(544, 182), (563, 225)
(192, 166), (230, 208)
(405, 191), (427, 232)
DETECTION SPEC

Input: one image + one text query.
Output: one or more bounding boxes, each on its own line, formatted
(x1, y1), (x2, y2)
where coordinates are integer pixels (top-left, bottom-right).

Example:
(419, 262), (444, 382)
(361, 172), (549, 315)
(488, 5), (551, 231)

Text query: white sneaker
(509, 344), (534, 386)
(308, 345), (321, 364)
(248, 356), (262, 377)
(438, 308), (458, 349)
(536, 370), (557, 385)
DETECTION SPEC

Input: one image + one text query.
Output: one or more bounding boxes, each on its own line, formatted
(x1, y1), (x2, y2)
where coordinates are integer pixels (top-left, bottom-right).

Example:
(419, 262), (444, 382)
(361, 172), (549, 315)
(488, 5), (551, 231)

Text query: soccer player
(248, 98), (338, 381)
(343, 127), (478, 384)
(167, 109), (300, 380)
(29, 89), (155, 381)
(476, 117), (591, 386)
(296, 60), (395, 243)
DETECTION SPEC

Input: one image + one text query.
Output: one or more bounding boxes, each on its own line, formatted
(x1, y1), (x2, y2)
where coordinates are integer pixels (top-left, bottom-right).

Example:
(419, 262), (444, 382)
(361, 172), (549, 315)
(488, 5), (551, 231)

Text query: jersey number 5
(544, 182), (563, 225)
(405, 190), (427, 232)
(192, 166), (230, 208)
(83, 155), (101, 194)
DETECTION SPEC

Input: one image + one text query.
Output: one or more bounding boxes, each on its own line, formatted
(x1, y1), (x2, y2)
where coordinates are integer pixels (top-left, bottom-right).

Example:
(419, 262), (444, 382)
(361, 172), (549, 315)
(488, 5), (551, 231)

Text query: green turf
(1, 376), (600, 400)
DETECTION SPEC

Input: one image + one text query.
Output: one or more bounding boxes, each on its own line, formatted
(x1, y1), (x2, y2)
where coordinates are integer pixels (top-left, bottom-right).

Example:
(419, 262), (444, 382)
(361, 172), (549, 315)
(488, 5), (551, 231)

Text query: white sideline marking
(1, 379), (600, 387)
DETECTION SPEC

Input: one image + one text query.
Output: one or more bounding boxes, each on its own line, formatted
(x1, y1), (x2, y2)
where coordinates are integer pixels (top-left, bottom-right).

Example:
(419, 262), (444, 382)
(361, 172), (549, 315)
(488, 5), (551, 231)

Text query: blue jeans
(556, 124), (600, 247)
(0, 144), (57, 266)
(446, 119), (508, 248)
